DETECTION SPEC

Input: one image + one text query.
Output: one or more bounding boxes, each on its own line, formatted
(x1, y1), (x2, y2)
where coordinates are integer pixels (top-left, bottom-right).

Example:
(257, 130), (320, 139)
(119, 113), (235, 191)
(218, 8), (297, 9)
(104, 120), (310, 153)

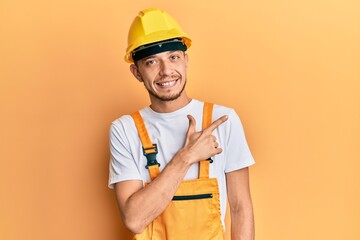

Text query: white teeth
(158, 80), (176, 87)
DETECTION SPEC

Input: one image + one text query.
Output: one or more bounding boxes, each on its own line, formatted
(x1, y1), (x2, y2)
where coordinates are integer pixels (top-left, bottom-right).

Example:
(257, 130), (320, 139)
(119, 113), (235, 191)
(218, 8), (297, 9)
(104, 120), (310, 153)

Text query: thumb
(186, 115), (196, 137)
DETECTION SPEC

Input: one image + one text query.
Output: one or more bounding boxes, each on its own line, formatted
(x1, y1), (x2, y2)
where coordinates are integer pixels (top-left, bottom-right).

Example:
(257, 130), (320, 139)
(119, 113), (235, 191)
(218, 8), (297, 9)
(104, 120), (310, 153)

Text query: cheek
(180, 65), (187, 75)
(139, 73), (156, 85)
(140, 68), (158, 79)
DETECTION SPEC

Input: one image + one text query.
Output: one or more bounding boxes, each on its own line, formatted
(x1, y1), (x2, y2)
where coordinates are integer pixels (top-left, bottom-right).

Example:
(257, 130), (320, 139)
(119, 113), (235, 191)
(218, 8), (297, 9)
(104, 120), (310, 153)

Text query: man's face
(130, 50), (188, 102)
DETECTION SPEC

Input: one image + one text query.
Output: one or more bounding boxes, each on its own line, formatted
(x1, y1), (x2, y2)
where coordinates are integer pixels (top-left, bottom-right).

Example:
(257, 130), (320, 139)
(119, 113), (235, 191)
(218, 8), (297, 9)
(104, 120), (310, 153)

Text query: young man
(109, 8), (255, 240)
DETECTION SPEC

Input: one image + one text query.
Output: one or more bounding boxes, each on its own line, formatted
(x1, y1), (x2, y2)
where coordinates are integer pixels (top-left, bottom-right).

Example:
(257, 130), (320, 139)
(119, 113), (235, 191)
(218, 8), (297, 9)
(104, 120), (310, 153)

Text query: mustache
(156, 72), (182, 82)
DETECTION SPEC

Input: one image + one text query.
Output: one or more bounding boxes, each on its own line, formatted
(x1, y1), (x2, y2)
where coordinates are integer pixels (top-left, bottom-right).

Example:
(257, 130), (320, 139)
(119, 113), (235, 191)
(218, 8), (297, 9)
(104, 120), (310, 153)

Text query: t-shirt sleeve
(108, 119), (142, 189)
(224, 109), (255, 173)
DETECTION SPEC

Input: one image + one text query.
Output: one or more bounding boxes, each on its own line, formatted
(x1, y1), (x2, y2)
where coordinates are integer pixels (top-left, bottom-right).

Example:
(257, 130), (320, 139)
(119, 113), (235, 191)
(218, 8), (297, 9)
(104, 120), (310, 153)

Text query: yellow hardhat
(124, 8), (192, 63)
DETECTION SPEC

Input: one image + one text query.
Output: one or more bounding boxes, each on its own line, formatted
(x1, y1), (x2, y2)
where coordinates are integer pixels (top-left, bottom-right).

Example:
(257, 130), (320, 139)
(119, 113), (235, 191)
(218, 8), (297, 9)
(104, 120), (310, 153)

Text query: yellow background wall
(1, 0), (359, 239)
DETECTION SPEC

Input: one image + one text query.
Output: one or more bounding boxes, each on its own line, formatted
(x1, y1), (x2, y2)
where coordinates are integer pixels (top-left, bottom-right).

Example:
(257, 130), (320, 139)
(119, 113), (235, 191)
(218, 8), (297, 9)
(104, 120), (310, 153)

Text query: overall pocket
(172, 193), (213, 201)
(153, 193), (216, 240)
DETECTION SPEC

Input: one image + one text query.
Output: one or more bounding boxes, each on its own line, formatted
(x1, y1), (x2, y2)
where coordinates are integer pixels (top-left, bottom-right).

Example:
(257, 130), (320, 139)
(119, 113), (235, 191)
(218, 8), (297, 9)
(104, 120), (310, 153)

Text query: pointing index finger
(204, 115), (228, 133)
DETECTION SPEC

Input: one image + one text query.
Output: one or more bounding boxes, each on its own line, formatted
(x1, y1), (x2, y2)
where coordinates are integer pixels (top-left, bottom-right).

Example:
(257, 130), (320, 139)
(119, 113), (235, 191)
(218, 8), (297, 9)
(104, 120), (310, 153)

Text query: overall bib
(131, 103), (224, 240)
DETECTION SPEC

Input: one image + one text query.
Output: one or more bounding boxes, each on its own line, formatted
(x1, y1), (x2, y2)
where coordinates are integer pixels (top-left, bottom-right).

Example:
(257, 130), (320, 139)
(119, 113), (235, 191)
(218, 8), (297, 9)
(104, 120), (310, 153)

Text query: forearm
(117, 149), (192, 233)
(231, 204), (255, 240)
(226, 168), (255, 240)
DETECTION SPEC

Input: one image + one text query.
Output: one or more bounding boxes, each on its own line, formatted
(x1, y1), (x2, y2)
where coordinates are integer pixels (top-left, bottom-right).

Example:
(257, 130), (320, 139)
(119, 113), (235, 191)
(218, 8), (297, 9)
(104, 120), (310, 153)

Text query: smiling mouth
(156, 79), (178, 88)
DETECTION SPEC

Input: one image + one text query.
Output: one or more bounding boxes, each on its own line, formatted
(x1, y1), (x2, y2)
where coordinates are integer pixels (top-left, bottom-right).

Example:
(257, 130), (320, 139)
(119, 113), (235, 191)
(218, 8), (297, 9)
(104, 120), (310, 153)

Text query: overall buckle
(143, 144), (160, 169)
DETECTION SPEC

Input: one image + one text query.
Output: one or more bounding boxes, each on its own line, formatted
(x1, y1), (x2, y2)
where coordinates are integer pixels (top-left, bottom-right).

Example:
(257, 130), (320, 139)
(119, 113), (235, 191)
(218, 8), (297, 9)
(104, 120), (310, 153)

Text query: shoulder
(208, 102), (239, 124)
(111, 114), (134, 132)
(213, 103), (237, 116)
(191, 99), (236, 115)
(111, 106), (150, 130)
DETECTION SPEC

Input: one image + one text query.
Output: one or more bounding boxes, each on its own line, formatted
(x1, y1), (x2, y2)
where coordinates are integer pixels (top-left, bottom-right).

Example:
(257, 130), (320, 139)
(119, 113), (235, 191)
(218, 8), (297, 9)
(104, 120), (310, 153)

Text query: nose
(159, 60), (173, 76)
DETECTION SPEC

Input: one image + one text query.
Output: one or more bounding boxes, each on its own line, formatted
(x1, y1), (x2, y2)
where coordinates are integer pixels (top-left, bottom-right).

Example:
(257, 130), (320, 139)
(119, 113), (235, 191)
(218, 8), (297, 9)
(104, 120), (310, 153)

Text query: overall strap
(131, 111), (160, 180)
(199, 102), (214, 179)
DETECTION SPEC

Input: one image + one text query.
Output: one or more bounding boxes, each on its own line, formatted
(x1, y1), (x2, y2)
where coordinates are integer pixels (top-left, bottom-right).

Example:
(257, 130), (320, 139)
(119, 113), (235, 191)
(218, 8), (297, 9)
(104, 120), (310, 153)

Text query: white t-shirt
(108, 99), (255, 227)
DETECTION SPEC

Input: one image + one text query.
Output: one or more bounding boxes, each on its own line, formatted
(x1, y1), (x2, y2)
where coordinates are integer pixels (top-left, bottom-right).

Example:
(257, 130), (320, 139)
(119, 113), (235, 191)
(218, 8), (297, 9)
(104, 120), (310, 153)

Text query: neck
(149, 92), (191, 113)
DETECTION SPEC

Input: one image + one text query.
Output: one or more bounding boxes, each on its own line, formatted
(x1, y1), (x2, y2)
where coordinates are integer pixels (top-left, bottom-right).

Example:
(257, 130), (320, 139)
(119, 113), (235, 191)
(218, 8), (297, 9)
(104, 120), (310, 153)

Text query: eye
(145, 59), (157, 66)
(145, 60), (155, 66)
(170, 55), (180, 60)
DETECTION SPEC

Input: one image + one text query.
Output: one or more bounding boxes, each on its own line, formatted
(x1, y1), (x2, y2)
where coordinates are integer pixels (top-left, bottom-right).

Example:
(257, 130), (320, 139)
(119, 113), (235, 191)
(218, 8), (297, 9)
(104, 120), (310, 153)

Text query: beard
(147, 80), (187, 101)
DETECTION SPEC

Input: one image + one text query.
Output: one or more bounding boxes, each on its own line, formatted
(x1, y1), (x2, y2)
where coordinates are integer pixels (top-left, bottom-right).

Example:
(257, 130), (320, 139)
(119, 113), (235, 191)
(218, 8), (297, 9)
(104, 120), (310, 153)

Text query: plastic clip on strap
(143, 144), (160, 180)
(131, 111), (161, 180)
(143, 144), (160, 169)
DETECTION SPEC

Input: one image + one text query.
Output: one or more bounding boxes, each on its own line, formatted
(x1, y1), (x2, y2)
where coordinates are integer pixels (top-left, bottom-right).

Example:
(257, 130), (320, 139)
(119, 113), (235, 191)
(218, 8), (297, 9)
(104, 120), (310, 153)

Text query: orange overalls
(130, 103), (224, 240)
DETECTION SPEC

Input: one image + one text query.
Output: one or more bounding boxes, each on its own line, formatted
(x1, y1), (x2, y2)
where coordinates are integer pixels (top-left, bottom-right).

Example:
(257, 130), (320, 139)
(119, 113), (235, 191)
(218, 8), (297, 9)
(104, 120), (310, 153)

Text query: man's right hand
(183, 114), (228, 163)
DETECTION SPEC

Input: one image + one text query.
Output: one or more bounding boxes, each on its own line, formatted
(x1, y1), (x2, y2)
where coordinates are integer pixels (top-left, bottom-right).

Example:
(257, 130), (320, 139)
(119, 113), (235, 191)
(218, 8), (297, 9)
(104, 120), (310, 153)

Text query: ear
(130, 64), (143, 82)
(184, 53), (189, 69)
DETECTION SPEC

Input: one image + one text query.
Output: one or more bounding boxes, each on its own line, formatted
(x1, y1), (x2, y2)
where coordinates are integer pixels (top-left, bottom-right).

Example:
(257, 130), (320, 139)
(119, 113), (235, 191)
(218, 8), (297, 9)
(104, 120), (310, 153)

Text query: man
(109, 8), (255, 240)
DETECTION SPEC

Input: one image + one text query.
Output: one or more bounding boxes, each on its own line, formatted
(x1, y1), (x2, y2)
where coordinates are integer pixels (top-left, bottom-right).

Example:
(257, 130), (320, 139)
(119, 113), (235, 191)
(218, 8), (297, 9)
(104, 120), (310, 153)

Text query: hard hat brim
(131, 38), (188, 62)
(125, 32), (191, 63)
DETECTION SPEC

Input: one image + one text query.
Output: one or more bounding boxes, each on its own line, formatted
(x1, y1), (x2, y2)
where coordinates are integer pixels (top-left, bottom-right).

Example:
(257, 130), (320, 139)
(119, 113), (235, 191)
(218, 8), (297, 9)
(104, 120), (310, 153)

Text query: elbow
(123, 216), (146, 234)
